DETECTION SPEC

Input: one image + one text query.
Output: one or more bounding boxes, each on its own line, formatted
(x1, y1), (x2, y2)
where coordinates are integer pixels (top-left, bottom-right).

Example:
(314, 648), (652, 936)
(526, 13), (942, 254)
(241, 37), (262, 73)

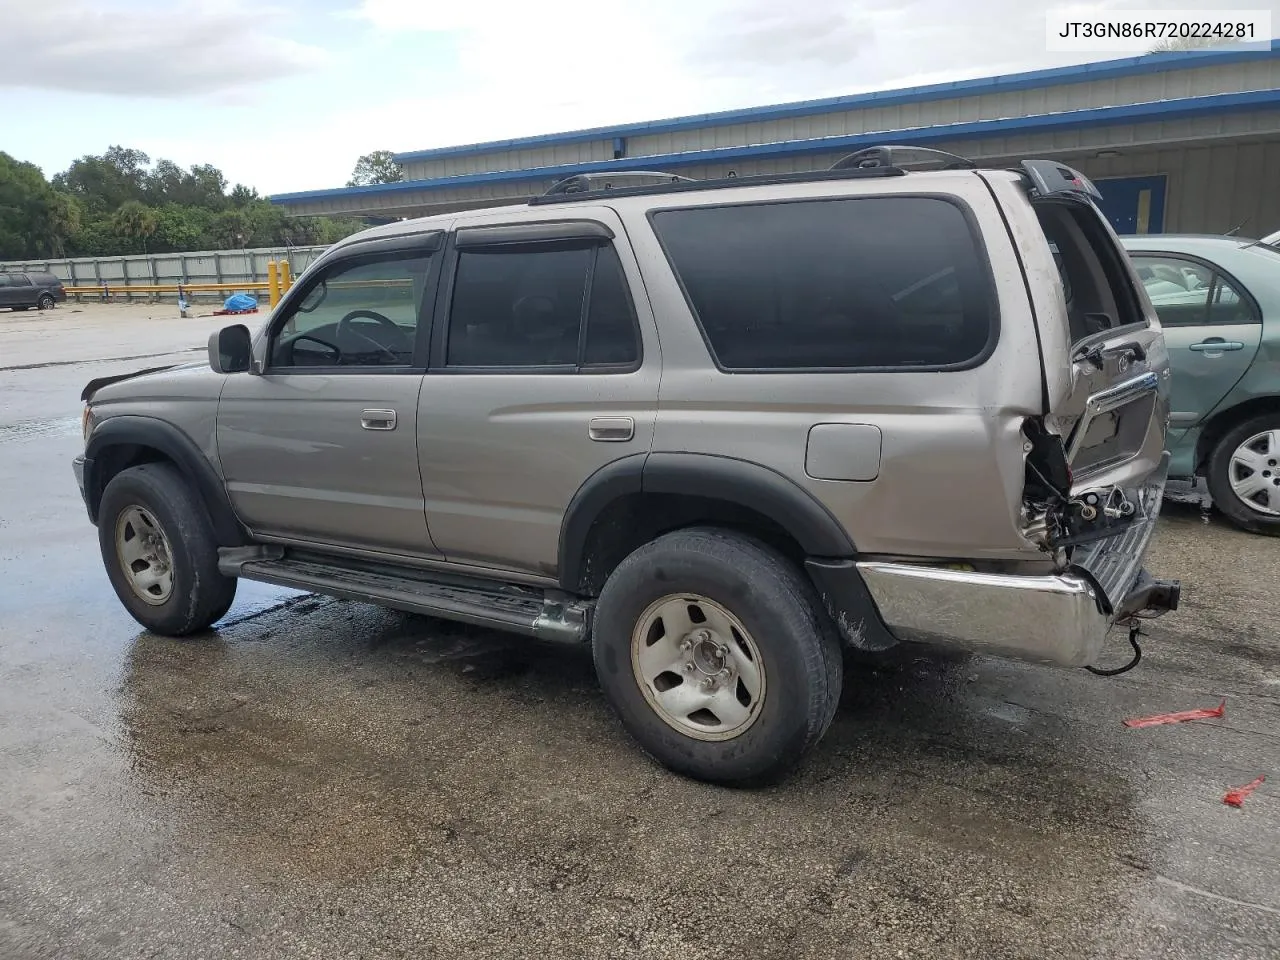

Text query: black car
(0, 271), (67, 311)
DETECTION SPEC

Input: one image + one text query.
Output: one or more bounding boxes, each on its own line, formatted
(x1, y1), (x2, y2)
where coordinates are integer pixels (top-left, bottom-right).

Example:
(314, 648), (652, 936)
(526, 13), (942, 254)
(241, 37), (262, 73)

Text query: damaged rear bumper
(851, 454), (1180, 669)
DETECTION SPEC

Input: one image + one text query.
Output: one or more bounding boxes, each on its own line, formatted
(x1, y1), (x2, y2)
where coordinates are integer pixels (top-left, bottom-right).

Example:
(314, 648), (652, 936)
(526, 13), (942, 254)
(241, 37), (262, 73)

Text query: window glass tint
(1035, 203), (1146, 340)
(583, 245), (639, 366)
(270, 254), (429, 368)
(652, 198), (994, 370)
(1131, 255), (1254, 326)
(0, 276), (10, 288)
(447, 246), (591, 367)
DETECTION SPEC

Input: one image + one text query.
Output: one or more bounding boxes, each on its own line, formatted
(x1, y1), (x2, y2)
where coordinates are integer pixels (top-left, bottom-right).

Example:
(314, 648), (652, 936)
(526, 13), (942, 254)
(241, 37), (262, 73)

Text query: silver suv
(73, 148), (1181, 785)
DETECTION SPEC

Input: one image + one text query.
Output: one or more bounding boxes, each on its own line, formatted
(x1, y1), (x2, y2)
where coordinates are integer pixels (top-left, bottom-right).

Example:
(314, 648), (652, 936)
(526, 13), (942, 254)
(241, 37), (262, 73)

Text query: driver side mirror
(209, 324), (252, 374)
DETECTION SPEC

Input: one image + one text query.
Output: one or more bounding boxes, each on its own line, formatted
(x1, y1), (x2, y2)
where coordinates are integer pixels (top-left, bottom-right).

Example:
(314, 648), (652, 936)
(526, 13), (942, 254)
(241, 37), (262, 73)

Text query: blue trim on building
(391, 42), (1280, 163)
(272, 89), (1280, 205)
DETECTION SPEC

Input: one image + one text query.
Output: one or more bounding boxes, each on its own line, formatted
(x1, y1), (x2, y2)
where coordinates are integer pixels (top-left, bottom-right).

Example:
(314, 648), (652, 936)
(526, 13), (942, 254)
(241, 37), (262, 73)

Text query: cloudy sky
(3, 0), (1275, 194)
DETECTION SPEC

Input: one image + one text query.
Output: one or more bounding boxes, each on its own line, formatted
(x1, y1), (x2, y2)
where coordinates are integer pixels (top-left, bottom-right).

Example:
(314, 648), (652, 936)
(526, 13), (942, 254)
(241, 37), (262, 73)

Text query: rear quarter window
(650, 196), (996, 371)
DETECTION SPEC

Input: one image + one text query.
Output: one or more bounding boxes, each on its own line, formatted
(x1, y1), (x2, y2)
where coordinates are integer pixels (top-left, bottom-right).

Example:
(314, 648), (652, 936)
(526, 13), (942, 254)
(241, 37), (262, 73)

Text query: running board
(227, 553), (592, 644)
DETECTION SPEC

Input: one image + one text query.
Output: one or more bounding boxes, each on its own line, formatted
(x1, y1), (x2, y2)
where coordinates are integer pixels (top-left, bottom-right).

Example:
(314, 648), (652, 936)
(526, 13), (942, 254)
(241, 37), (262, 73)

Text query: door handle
(360, 408), (397, 431)
(588, 417), (634, 442)
(1188, 339), (1244, 353)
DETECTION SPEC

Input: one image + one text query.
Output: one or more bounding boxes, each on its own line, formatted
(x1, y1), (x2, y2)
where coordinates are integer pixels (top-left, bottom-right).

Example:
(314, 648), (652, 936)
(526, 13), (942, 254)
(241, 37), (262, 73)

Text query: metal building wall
(1077, 140), (1280, 235)
(398, 60), (1280, 180)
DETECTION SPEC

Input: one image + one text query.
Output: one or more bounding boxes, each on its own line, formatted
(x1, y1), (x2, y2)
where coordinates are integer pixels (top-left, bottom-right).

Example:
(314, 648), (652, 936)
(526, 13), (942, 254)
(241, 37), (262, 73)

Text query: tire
(98, 462), (238, 635)
(592, 527), (842, 786)
(37, 294), (56, 310)
(1205, 412), (1280, 536)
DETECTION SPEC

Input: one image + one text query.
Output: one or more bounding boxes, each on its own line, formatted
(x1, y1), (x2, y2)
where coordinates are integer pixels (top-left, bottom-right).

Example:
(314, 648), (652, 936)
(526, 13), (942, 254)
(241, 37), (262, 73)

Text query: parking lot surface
(1, 304), (1278, 959)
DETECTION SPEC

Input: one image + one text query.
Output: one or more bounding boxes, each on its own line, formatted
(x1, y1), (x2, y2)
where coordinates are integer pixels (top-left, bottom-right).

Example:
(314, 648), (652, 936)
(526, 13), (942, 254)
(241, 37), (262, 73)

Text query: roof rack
(529, 165), (905, 205)
(830, 145), (976, 171)
(543, 171), (696, 196)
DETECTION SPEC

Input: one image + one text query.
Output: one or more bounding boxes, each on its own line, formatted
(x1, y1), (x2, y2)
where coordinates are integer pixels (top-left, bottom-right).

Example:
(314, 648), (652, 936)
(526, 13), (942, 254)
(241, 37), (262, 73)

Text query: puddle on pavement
(115, 600), (1149, 956)
(0, 417), (82, 443)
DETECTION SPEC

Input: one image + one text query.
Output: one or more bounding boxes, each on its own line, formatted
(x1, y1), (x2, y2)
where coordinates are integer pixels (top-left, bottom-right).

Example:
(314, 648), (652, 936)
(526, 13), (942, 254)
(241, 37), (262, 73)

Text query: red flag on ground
(1224, 775), (1266, 808)
(1123, 699), (1226, 729)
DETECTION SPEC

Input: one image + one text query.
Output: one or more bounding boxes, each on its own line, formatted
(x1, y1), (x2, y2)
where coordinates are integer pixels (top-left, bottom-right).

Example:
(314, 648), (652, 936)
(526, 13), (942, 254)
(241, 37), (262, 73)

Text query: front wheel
(592, 527), (842, 786)
(98, 463), (237, 634)
(1206, 413), (1280, 536)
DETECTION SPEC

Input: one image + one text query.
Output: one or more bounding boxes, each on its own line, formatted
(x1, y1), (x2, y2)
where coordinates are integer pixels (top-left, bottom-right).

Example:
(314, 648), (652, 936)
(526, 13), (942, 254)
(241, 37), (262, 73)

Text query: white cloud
(0, 1), (329, 97)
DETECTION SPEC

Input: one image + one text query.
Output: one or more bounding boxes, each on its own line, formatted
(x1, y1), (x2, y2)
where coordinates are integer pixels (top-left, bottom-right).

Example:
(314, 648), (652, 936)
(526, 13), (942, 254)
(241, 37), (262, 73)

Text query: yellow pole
(267, 260), (280, 307)
(279, 259), (292, 294)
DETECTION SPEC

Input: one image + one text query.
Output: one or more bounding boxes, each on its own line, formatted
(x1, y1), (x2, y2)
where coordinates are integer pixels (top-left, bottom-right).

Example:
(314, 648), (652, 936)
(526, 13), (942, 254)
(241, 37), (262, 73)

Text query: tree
(110, 200), (159, 254)
(211, 209), (251, 248)
(4, 145), (367, 258)
(0, 152), (73, 258)
(228, 184), (259, 207)
(152, 204), (211, 253)
(347, 150), (402, 187)
(1149, 35), (1232, 53)
(55, 146), (150, 214)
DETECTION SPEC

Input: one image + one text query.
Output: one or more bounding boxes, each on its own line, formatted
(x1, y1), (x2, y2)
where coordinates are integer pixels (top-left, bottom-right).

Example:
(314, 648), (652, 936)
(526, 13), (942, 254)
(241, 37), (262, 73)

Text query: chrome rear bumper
(855, 455), (1177, 669)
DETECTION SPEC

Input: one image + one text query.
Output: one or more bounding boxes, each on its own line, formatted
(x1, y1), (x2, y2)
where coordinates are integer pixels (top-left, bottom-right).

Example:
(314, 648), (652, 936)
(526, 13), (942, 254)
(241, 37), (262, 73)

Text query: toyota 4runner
(74, 147), (1182, 785)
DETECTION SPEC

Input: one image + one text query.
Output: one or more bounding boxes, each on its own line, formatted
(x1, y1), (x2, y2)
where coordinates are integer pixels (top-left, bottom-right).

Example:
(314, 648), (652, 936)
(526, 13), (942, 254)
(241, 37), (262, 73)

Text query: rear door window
(444, 242), (641, 370)
(1130, 253), (1258, 327)
(1035, 202), (1146, 341)
(650, 197), (996, 371)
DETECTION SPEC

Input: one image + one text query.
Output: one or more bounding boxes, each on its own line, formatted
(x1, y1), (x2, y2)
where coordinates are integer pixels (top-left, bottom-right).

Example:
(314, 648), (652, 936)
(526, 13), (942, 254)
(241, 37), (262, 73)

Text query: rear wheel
(592, 527), (842, 786)
(37, 293), (56, 310)
(98, 463), (237, 634)
(1206, 412), (1280, 536)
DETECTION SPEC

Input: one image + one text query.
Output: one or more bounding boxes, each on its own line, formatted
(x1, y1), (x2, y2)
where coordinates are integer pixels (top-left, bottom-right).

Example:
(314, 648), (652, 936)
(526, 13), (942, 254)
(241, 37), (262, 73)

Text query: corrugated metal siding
(1080, 141), (1280, 234)
(296, 132), (1280, 238)
(395, 60), (1280, 180)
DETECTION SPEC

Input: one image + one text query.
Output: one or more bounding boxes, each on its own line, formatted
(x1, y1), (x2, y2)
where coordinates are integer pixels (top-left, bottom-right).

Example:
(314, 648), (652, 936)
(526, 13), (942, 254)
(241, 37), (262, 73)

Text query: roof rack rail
(830, 145), (976, 171)
(529, 165), (905, 206)
(543, 171), (695, 196)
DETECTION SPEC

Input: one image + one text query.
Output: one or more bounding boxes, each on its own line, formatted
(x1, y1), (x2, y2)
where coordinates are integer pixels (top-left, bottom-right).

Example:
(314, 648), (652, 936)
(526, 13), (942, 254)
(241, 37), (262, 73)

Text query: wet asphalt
(1, 305), (1278, 960)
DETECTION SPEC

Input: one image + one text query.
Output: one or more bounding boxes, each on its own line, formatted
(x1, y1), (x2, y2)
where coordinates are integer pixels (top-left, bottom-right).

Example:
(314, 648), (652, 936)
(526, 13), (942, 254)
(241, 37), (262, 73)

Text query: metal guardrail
(63, 283), (272, 295)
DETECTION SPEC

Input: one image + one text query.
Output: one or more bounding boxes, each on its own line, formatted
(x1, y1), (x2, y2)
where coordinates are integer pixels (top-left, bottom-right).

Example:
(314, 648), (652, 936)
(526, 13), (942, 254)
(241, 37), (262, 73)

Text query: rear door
(415, 209), (660, 578)
(1128, 251), (1262, 438)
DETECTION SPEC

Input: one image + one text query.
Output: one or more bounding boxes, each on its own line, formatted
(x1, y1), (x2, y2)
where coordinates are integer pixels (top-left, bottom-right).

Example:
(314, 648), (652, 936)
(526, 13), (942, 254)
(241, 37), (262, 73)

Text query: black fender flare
(557, 451), (857, 591)
(84, 416), (249, 547)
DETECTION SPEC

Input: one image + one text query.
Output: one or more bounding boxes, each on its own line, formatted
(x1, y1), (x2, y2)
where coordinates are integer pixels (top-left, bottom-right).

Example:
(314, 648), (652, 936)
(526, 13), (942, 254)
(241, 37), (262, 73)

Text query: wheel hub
(691, 635), (729, 678)
(114, 505), (175, 606)
(630, 594), (766, 741)
(1228, 429), (1280, 517)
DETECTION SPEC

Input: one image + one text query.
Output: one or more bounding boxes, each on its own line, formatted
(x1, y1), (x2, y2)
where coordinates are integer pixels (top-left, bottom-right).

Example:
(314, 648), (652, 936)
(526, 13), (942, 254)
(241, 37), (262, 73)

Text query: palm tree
(111, 200), (159, 254)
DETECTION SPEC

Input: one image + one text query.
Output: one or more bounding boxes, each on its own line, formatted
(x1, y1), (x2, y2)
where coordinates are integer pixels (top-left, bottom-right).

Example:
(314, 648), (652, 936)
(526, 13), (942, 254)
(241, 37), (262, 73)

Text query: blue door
(1094, 175), (1167, 235)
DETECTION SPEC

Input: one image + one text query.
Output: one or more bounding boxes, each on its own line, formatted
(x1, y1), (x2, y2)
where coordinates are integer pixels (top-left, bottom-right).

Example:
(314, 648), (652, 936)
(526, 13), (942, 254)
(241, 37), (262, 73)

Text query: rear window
(1035, 202), (1146, 341)
(651, 197), (996, 371)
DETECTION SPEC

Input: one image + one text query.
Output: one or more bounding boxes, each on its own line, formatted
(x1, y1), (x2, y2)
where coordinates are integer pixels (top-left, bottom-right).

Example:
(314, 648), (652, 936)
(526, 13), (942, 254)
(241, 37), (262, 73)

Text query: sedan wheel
(1227, 429), (1280, 517)
(1207, 413), (1280, 535)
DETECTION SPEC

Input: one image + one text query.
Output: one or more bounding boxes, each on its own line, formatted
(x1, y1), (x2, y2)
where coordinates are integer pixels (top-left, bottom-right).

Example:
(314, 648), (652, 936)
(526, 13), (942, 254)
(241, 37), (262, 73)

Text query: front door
(1095, 175), (1167, 235)
(217, 235), (444, 558)
(416, 211), (660, 579)
(1129, 251), (1263, 439)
